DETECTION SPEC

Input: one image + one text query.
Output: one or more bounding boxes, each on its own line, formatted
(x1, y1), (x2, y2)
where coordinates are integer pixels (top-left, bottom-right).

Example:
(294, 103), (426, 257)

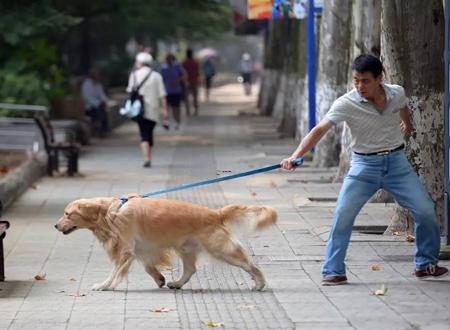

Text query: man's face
(352, 71), (381, 99)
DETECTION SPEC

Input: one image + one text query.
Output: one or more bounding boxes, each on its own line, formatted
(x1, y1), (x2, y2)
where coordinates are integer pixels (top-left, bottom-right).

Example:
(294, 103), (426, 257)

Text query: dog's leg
(92, 268), (116, 291)
(92, 252), (134, 291)
(202, 231), (266, 291)
(145, 265), (165, 288)
(167, 251), (197, 290)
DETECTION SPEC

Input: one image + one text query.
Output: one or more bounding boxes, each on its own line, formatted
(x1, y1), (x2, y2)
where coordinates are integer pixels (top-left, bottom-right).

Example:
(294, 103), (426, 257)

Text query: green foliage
(0, 1), (81, 109)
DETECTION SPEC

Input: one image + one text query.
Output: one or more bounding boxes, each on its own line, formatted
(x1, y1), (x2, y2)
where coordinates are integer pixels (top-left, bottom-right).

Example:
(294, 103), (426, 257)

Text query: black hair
(186, 49), (193, 58)
(352, 54), (383, 78)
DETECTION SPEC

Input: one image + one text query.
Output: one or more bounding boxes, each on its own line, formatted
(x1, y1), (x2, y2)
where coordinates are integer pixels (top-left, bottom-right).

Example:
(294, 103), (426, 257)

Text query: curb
(0, 156), (46, 210)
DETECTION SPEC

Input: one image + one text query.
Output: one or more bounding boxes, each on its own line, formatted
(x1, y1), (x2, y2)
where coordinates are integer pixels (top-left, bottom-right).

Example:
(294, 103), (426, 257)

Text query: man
(182, 48), (200, 116)
(202, 58), (215, 102)
(81, 69), (109, 136)
(161, 54), (184, 130)
(281, 54), (448, 285)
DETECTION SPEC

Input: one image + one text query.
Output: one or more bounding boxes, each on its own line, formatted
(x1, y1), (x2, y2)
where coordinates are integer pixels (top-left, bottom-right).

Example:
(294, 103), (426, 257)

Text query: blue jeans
(322, 150), (440, 277)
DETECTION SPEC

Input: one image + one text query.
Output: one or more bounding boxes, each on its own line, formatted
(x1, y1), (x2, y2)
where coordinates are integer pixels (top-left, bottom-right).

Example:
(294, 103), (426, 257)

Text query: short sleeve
(397, 86), (407, 108)
(325, 97), (348, 125)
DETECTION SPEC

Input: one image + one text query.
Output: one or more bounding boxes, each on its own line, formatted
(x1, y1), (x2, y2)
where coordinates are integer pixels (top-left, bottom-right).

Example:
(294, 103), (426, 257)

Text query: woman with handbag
(126, 52), (169, 168)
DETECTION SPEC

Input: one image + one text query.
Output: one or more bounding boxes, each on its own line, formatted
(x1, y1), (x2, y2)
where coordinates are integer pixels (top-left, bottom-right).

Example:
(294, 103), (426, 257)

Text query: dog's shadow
(124, 287), (273, 294)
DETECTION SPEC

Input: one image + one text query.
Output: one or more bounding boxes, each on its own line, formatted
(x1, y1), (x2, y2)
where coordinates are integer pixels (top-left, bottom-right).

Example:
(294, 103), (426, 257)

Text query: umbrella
(197, 48), (218, 59)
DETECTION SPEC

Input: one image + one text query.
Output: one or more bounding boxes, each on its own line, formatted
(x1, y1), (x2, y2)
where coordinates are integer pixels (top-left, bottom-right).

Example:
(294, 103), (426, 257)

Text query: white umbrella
(197, 48), (218, 59)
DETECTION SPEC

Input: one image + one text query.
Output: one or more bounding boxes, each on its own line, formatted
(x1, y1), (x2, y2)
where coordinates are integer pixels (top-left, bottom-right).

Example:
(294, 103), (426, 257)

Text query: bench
(33, 115), (80, 176)
(0, 202), (10, 281)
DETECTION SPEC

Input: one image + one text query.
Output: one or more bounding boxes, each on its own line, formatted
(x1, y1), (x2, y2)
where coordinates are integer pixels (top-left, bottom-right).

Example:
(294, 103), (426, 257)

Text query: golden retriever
(55, 195), (277, 291)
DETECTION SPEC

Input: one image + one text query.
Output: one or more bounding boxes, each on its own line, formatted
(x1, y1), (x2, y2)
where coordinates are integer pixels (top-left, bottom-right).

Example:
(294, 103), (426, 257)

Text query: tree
(312, 0), (352, 168)
(381, 0), (445, 232)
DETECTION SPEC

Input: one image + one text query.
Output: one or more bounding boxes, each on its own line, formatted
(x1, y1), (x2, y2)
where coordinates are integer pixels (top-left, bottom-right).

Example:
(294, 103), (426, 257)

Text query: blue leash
(118, 158), (304, 207)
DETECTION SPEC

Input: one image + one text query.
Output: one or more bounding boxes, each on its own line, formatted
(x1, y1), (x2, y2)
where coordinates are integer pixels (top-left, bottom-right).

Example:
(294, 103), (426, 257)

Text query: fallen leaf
(405, 234), (415, 242)
(393, 231), (400, 236)
(29, 184), (38, 190)
(66, 293), (86, 297)
(150, 307), (171, 313)
(371, 264), (381, 271)
(370, 284), (388, 296)
(263, 245), (269, 247)
(58, 290), (66, 293)
(269, 181), (277, 188)
(250, 192), (257, 196)
(202, 320), (224, 327)
(0, 167), (9, 175)
(34, 274), (46, 281)
(237, 304), (257, 310)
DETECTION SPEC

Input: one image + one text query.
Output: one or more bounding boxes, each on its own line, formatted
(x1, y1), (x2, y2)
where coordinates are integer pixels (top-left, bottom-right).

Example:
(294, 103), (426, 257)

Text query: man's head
(186, 48), (193, 59)
(89, 69), (101, 81)
(135, 52), (153, 67)
(352, 54), (383, 99)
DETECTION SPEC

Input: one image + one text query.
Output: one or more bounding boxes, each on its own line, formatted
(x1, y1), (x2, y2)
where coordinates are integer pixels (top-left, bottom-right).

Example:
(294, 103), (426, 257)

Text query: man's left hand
(400, 121), (413, 136)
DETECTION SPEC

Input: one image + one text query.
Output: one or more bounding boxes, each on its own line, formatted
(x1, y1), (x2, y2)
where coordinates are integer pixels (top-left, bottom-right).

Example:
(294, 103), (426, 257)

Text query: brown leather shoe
(322, 275), (348, 286)
(415, 264), (448, 279)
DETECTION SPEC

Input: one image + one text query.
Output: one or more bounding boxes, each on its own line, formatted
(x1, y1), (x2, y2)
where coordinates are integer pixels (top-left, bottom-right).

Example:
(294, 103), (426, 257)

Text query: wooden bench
(0, 202), (10, 281)
(33, 115), (80, 176)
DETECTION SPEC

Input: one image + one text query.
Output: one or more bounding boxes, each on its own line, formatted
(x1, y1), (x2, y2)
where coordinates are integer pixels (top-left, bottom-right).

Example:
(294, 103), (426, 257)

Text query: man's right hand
(280, 157), (297, 170)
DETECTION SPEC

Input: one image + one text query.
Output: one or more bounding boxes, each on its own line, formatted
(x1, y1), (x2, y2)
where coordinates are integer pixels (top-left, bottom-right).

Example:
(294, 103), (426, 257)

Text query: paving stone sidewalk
(1, 84), (449, 330)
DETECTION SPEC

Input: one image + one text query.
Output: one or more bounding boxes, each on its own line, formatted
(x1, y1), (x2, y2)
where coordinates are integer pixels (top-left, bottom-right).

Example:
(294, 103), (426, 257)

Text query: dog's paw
(166, 281), (183, 290)
(253, 281), (266, 292)
(92, 283), (110, 291)
(156, 275), (165, 288)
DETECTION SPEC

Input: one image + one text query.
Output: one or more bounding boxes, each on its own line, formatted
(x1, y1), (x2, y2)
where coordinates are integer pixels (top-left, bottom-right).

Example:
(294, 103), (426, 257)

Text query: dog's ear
(77, 201), (102, 219)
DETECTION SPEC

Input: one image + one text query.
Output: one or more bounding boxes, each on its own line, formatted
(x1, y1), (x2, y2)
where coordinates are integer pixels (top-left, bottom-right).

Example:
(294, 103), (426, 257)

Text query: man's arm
(280, 119), (334, 170)
(400, 106), (413, 136)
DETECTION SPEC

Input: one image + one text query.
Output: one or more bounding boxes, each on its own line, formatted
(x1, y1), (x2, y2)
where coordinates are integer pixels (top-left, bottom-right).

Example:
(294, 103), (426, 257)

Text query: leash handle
(291, 157), (304, 167)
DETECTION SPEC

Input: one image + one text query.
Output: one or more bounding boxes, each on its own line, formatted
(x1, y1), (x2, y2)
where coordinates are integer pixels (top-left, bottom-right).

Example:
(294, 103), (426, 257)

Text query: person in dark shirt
(182, 49), (200, 116)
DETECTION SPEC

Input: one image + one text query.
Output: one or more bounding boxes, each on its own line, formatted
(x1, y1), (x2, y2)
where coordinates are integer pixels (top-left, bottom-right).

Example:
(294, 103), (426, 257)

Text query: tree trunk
(381, 0), (445, 233)
(334, 0), (381, 182)
(312, 0), (352, 168)
(270, 19), (307, 138)
(259, 20), (287, 117)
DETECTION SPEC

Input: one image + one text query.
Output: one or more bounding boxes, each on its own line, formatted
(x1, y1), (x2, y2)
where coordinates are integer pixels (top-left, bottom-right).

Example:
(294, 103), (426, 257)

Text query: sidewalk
(1, 83), (449, 330)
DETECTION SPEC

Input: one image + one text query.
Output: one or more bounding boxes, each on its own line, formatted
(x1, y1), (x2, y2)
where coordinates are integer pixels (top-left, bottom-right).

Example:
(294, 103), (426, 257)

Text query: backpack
(120, 70), (152, 121)
(203, 61), (215, 77)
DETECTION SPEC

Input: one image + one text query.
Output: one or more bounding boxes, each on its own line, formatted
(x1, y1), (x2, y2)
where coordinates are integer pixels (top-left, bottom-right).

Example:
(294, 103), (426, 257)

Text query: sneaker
(322, 275), (348, 286)
(143, 161), (151, 168)
(415, 264), (448, 279)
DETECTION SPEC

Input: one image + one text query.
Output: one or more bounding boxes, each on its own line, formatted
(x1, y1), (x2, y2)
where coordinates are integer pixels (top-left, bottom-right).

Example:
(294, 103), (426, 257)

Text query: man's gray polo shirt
(325, 83), (407, 154)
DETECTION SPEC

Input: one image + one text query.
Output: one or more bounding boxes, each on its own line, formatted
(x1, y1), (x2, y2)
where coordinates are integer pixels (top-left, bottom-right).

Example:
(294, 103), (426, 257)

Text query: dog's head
(55, 197), (116, 235)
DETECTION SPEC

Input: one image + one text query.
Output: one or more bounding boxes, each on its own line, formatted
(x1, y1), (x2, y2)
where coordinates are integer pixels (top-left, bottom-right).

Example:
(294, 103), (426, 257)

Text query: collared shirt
(126, 66), (167, 122)
(325, 83), (407, 154)
(81, 78), (108, 109)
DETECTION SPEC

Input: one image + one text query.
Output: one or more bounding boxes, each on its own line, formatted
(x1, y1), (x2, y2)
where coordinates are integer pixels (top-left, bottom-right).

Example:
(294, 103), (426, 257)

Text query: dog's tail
(219, 205), (277, 236)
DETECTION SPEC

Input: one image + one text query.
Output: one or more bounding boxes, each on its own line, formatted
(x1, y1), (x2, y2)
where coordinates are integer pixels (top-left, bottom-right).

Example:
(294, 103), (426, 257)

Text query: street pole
(307, 0), (316, 134)
(444, 0), (450, 247)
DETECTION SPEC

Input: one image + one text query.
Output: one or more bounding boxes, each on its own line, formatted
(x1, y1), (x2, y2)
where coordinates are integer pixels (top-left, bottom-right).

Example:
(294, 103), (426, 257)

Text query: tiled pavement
(1, 84), (449, 329)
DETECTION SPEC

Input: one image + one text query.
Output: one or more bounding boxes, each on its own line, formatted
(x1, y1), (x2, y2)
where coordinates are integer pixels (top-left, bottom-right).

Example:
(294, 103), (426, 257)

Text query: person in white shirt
(126, 52), (169, 168)
(81, 69), (109, 136)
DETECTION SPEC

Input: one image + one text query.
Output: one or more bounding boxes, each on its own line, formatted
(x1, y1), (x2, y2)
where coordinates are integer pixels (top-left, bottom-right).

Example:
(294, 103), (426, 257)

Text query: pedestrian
(280, 54), (448, 285)
(182, 48), (200, 116)
(240, 53), (253, 96)
(126, 52), (168, 168)
(202, 58), (216, 102)
(161, 54), (185, 130)
(81, 69), (109, 137)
